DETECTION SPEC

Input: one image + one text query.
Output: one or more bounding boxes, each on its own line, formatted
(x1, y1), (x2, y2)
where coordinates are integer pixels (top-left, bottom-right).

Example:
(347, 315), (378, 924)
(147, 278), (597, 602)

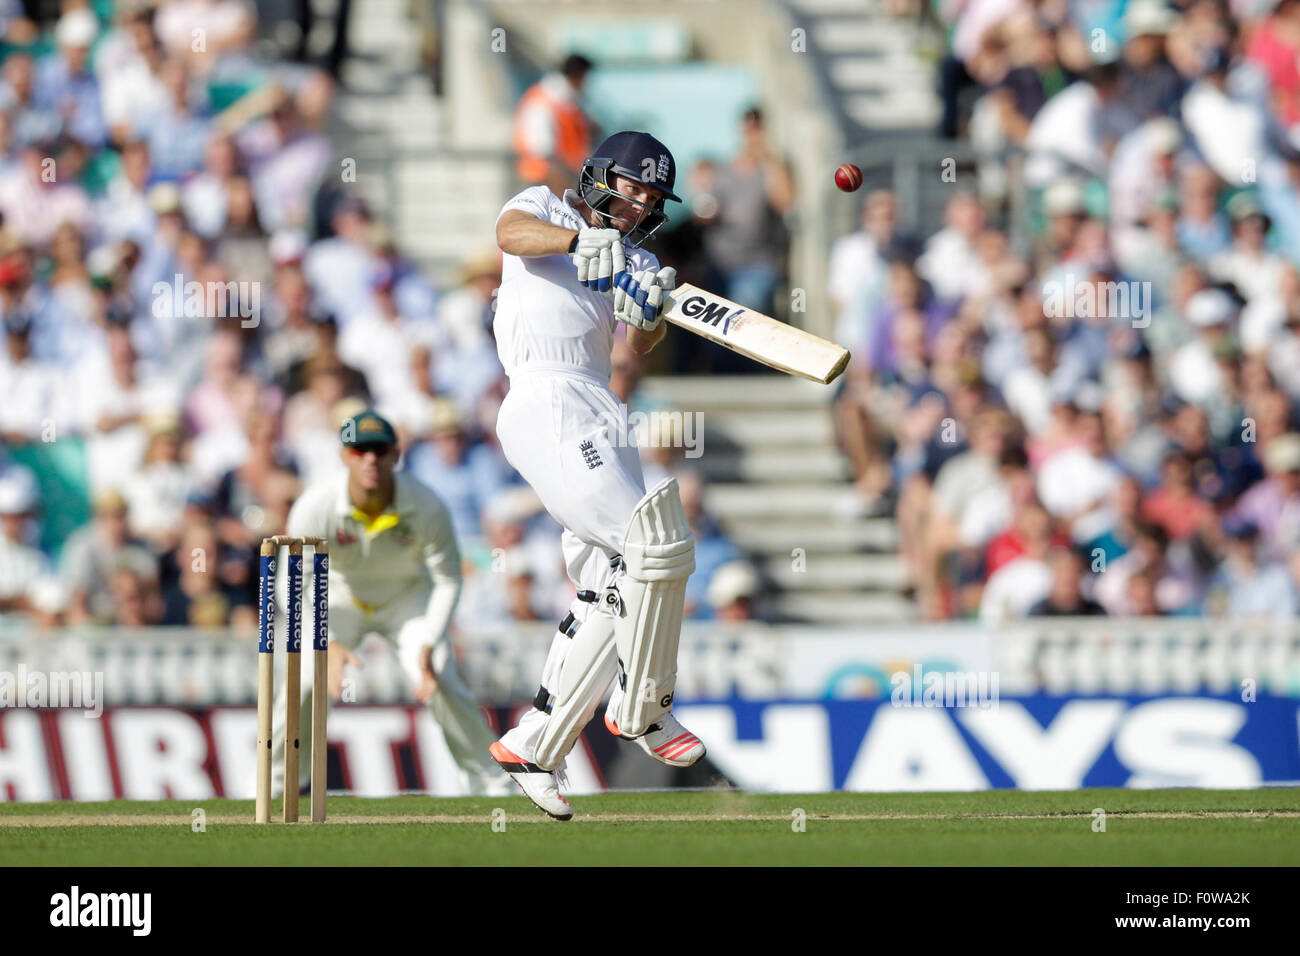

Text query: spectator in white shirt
(1208, 193), (1287, 305)
(1168, 287), (1237, 406)
(1038, 409), (1124, 543)
(303, 195), (380, 324)
(0, 52), (59, 147)
(0, 310), (59, 441)
(1025, 62), (1135, 189)
(95, 138), (156, 242)
(155, 0), (255, 75)
(182, 135), (242, 238)
(0, 143), (92, 247)
(338, 264), (435, 411)
(979, 500), (1054, 623)
(122, 414), (198, 553)
(917, 192), (986, 304)
(0, 462), (48, 617)
(828, 190), (901, 347)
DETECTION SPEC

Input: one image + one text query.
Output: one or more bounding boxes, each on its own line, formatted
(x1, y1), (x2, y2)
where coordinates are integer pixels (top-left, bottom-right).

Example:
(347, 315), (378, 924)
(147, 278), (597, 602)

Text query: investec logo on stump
(50, 887), (151, 936)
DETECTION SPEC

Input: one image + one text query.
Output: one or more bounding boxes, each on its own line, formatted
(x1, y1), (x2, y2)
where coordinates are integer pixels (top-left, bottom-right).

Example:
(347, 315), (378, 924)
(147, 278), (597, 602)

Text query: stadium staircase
(780, 0), (941, 143)
(326, 0), (513, 284)
(641, 376), (912, 624)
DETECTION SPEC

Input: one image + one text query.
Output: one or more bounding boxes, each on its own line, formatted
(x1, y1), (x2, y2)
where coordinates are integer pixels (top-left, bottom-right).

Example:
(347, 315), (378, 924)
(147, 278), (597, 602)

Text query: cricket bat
(663, 283), (850, 384)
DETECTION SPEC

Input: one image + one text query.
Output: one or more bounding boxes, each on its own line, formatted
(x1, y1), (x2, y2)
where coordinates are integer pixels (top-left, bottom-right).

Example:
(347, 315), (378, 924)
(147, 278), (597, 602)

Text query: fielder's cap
(341, 409), (397, 447)
(590, 131), (682, 203)
(1186, 288), (1237, 327)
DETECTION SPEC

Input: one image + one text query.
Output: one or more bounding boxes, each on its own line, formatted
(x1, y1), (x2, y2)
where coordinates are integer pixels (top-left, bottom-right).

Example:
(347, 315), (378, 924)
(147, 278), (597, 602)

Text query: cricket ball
(835, 163), (863, 192)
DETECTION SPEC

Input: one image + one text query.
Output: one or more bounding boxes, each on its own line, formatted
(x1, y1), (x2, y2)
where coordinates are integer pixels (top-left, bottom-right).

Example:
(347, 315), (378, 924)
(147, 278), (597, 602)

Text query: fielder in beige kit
(270, 411), (507, 796)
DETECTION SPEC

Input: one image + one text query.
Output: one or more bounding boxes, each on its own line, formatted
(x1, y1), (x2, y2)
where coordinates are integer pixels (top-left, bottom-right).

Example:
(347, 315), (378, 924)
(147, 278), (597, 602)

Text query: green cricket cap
(341, 409), (397, 447)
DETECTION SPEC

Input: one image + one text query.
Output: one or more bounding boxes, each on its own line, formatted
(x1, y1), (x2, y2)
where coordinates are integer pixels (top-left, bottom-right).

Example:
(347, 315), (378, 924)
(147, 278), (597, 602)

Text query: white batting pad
(532, 610), (617, 771)
(614, 478), (696, 736)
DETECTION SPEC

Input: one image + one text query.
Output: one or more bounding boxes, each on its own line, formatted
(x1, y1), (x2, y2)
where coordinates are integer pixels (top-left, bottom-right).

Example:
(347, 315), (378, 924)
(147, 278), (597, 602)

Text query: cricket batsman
(488, 131), (706, 819)
(271, 409), (508, 796)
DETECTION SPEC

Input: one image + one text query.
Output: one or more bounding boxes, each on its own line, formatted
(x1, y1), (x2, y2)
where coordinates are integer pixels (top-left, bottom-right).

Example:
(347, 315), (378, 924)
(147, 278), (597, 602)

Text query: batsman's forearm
(627, 322), (666, 355)
(497, 212), (576, 258)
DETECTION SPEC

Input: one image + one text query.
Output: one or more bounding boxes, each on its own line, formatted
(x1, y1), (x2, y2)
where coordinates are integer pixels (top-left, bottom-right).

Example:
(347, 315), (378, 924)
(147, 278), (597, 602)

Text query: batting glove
(613, 267), (676, 331)
(571, 227), (626, 293)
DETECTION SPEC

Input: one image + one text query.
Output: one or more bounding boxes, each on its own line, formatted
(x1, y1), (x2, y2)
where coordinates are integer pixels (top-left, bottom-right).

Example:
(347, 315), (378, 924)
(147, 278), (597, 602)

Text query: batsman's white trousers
(494, 368), (647, 764)
(270, 584), (508, 796)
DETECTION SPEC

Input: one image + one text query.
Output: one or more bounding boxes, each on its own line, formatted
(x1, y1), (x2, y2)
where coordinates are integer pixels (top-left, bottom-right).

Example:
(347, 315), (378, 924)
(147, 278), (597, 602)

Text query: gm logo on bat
(679, 295), (745, 334)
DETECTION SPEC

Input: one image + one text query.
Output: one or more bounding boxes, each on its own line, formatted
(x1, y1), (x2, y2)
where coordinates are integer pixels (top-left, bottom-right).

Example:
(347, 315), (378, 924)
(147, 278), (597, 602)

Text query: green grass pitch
(2, 789), (1298, 866)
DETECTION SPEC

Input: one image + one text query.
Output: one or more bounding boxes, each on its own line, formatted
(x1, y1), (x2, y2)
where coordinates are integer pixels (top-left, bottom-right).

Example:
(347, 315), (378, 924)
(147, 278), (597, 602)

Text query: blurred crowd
(0, 1), (758, 633)
(833, 0), (1300, 620)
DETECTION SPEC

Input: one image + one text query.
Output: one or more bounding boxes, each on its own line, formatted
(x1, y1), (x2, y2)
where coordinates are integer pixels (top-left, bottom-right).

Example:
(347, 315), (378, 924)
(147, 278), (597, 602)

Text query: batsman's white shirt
(272, 471), (506, 794)
(493, 186), (657, 594)
(495, 186), (659, 383)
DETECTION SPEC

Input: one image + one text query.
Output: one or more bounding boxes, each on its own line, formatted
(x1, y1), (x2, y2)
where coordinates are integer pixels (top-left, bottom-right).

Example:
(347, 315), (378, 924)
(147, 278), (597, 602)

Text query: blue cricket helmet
(579, 131), (681, 247)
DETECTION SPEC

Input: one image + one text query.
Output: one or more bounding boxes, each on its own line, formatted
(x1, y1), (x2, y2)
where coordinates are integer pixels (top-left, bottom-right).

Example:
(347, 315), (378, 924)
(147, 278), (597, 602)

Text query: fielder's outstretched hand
(414, 645), (439, 702)
(571, 227), (625, 292)
(613, 267), (676, 331)
(327, 643), (362, 701)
